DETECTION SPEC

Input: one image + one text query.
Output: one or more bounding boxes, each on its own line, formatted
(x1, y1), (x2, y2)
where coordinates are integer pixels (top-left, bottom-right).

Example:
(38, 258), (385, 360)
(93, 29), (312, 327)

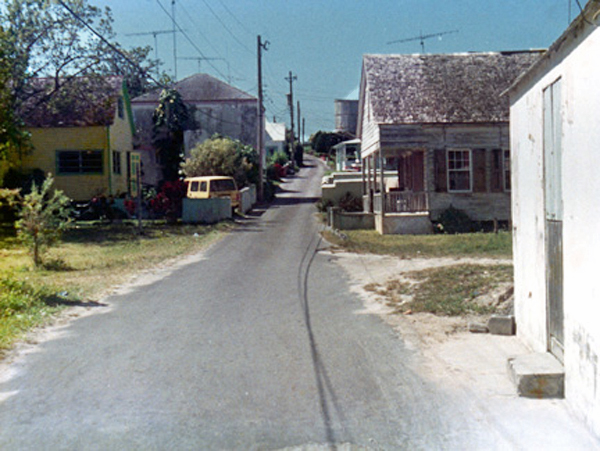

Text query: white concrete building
(508, 0), (600, 436)
(265, 121), (286, 158)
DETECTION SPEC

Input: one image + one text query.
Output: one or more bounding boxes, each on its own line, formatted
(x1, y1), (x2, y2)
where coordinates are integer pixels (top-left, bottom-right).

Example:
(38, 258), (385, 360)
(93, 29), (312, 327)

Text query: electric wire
(198, 0), (255, 55)
(56, 0), (166, 88)
(154, 0), (229, 81)
(215, 0), (255, 37)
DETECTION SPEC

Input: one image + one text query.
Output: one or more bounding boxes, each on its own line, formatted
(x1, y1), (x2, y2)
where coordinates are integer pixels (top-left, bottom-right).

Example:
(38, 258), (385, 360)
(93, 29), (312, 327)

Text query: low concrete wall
(375, 213), (433, 235)
(322, 180), (364, 205)
(240, 184), (257, 214)
(327, 207), (375, 230)
(182, 198), (231, 224)
(321, 171), (397, 206)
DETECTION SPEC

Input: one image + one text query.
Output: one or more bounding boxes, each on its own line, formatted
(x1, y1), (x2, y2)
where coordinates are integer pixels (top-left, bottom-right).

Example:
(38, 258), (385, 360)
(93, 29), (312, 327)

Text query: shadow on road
(298, 232), (350, 447)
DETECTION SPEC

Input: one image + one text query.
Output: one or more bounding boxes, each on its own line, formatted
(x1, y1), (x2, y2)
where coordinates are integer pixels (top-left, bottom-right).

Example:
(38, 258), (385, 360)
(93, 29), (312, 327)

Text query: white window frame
(447, 149), (472, 193)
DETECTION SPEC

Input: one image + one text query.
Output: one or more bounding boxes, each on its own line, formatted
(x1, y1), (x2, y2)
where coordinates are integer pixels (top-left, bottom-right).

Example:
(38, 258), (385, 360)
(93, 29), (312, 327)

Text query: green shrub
(181, 136), (257, 188)
(436, 206), (476, 234)
(338, 192), (363, 212)
(15, 175), (72, 267)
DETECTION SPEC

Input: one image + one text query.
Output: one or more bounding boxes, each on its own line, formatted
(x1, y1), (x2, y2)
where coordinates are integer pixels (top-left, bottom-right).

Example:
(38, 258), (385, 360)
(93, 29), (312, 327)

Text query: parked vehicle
(184, 176), (240, 208)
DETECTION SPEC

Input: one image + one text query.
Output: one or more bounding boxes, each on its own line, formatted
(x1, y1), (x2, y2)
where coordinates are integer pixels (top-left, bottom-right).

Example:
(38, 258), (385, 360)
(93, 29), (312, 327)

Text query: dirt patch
(327, 250), (513, 347)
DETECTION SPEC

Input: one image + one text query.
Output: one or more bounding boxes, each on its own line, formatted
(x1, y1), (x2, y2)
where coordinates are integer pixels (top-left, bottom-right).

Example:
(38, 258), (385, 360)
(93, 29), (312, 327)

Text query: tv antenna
(125, 30), (182, 63)
(387, 29), (459, 53)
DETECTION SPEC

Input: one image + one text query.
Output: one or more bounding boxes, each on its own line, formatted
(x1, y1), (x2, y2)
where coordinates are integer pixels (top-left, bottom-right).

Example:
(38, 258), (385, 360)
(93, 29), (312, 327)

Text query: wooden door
(397, 151), (425, 192)
(543, 79), (564, 362)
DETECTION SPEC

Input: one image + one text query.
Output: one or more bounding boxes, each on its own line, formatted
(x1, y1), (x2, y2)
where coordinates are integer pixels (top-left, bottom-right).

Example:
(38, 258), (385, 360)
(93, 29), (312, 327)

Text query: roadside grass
(323, 229), (512, 259)
(0, 220), (232, 354)
(366, 264), (514, 316)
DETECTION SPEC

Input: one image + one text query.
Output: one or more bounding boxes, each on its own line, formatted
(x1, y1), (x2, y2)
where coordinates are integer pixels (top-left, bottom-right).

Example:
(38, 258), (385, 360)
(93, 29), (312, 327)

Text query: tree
(153, 88), (191, 182)
(181, 136), (257, 188)
(15, 174), (72, 268)
(0, 0), (161, 175)
(310, 130), (354, 156)
(0, 25), (31, 186)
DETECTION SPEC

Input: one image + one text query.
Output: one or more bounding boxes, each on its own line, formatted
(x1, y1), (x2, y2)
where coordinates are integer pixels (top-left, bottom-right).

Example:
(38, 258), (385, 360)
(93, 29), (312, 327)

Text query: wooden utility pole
(257, 36), (269, 201)
(297, 101), (301, 144)
(172, 0), (177, 79)
(302, 118), (305, 144)
(285, 71), (297, 160)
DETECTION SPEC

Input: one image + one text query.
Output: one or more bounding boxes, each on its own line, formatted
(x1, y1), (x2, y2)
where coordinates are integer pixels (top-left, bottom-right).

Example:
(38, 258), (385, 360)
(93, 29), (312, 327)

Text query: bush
(436, 206), (476, 234)
(148, 180), (188, 221)
(15, 175), (72, 267)
(181, 136), (257, 188)
(338, 192), (363, 212)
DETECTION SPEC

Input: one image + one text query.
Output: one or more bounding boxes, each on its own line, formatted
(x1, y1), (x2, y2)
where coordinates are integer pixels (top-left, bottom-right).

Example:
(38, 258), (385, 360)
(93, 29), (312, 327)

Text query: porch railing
(384, 191), (429, 213)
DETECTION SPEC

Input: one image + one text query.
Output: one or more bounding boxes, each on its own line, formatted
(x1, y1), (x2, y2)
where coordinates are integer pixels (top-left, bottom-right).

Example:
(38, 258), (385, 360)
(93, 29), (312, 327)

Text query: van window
(190, 181), (200, 192)
(211, 179), (236, 192)
(200, 181), (207, 192)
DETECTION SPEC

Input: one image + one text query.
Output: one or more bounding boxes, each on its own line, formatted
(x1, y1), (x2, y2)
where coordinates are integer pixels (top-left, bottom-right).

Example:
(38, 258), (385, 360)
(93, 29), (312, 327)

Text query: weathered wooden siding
(376, 124), (512, 221)
(380, 123), (509, 152)
(359, 88), (380, 159)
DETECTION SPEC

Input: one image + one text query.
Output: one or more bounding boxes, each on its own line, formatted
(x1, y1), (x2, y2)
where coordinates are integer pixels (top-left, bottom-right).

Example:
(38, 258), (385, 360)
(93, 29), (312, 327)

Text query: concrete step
(507, 352), (565, 399)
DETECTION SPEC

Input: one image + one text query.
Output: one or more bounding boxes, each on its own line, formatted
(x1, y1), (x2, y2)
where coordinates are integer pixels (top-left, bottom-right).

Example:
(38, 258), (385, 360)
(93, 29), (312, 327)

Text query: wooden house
(20, 77), (135, 202)
(357, 51), (541, 234)
(508, 0), (600, 435)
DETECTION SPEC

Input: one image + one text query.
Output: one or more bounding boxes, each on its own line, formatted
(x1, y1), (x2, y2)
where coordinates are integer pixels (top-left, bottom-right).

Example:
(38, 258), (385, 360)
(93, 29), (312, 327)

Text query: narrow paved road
(0, 157), (536, 449)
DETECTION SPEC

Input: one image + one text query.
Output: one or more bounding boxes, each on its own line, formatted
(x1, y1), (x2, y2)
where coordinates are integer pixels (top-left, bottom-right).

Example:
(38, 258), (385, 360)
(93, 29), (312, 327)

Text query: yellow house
(20, 77), (136, 202)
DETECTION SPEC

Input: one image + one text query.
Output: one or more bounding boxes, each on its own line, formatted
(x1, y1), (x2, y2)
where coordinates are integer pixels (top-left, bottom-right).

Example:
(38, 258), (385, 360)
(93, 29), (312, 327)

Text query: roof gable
(363, 51), (542, 124)
(132, 73), (256, 103)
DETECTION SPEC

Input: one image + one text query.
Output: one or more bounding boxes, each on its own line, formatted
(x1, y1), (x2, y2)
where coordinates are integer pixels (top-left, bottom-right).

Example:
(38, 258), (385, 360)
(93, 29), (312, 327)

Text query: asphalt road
(0, 156), (544, 449)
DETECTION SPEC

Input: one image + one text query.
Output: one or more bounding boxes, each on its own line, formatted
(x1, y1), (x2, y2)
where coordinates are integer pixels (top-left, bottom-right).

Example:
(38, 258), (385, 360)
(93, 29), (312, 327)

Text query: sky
(92, 0), (577, 137)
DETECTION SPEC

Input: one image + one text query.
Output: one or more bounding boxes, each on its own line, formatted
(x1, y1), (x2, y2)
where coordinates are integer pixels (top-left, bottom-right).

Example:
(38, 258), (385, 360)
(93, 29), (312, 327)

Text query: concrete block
(507, 353), (564, 399)
(488, 315), (516, 335)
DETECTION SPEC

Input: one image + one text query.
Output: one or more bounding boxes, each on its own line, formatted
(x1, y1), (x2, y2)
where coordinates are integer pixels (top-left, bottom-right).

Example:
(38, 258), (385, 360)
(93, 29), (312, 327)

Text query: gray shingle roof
(363, 51), (542, 124)
(132, 73), (256, 103)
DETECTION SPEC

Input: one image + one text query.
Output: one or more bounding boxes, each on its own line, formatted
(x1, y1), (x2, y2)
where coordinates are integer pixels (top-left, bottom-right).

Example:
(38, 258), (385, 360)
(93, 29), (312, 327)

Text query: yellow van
(185, 176), (240, 208)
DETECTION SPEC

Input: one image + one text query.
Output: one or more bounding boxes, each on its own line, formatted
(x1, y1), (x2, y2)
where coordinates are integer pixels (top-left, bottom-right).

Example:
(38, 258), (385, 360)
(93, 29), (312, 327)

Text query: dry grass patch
(368, 264), (513, 316)
(323, 229), (512, 259)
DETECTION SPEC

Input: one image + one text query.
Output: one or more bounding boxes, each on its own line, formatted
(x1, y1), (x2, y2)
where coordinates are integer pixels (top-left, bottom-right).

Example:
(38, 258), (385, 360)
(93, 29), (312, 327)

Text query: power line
(199, 0), (254, 55)
(55, 0), (165, 88)
(154, 0), (229, 80)
(215, 0), (255, 37)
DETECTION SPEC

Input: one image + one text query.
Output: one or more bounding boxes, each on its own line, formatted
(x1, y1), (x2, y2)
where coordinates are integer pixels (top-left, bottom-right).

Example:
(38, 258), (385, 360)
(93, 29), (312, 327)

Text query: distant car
(185, 176), (240, 209)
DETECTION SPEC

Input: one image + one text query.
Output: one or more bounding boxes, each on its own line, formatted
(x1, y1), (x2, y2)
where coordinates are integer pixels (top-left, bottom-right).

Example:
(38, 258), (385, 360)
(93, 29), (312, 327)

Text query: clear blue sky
(95, 0), (575, 137)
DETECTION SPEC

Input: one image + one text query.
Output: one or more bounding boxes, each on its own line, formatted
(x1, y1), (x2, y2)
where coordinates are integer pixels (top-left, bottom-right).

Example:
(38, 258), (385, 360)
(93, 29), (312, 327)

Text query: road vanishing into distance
(0, 156), (598, 450)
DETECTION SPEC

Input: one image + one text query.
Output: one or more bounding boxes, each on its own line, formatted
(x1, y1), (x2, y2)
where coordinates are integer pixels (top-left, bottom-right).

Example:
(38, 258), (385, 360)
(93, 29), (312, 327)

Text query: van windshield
(211, 179), (236, 192)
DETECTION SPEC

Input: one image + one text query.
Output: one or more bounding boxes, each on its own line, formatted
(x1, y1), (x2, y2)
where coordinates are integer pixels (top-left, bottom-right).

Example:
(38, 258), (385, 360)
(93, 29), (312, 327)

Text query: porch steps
(507, 353), (564, 398)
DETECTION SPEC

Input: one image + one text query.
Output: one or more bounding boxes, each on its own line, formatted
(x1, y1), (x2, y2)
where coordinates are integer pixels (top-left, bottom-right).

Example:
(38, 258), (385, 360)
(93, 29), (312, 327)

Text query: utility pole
(297, 101), (301, 145)
(285, 71), (297, 161)
(257, 36), (269, 201)
(172, 0), (177, 79)
(302, 118), (305, 145)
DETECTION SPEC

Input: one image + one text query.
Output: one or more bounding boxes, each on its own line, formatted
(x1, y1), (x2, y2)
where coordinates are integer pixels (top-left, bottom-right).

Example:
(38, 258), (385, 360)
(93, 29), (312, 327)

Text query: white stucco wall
(510, 13), (600, 436)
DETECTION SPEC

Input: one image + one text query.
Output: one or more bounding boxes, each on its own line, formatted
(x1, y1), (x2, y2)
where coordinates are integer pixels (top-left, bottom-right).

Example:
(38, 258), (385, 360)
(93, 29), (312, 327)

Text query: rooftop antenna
(125, 29), (181, 74)
(387, 29), (459, 53)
